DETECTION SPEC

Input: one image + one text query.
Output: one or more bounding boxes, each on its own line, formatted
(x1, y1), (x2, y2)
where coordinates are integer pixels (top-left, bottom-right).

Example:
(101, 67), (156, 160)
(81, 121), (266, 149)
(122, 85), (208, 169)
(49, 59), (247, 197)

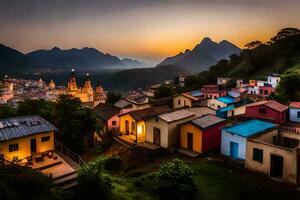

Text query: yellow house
(0, 116), (57, 163)
(119, 106), (171, 143)
(173, 90), (205, 109)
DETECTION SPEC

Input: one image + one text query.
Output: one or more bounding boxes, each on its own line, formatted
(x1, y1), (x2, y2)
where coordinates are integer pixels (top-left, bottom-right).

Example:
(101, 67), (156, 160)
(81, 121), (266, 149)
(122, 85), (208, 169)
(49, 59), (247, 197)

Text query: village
(1, 69), (300, 198)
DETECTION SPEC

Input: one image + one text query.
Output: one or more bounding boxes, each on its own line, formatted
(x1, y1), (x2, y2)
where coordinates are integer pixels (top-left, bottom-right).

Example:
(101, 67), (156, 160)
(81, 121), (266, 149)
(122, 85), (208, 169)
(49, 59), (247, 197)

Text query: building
(289, 102), (300, 123)
(178, 74), (187, 87)
(217, 77), (231, 86)
(207, 96), (235, 110)
(258, 86), (275, 98)
(216, 98), (253, 119)
(221, 119), (277, 160)
(145, 109), (196, 148)
(267, 74), (281, 88)
(179, 114), (226, 155)
(93, 103), (121, 133)
(66, 69), (106, 104)
(173, 90), (205, 109)
(0, 116), (57, 163)
(246, 128), (300, 184)
(119, 106), (170, 143)
(244, 100), (288, 124)
(200, 85), (227, 99)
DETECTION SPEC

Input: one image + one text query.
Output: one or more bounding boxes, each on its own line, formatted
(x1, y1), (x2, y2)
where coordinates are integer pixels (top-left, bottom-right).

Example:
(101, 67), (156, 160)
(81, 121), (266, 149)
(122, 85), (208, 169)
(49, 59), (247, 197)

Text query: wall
(221, 131), (247, 159)
(289, 108), (300, 123)
(107, 115), (120, 131)
(173, 95), (192, 109)
(208, 99), (227, 110)
(246, 105), (286, 124)
(0, 131), (54, 162)
(119, 114), (135, 134)
(245, 139), (297, 184)
(202, 122), (226, 153)
(180, 123), (202, 153)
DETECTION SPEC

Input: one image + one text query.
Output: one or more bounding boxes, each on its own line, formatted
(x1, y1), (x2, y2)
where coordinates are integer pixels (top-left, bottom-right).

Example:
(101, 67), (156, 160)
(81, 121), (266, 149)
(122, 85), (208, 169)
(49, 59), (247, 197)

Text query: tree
(271, 28), (300, 42)
(275, 71), (300, 103)
(0, 104), (16, 119)
(245, 40), (262, 49)
(106, 92), (121, 105)
(154, 159), (197, 199)
(54, 95), (98, 153)
(154, 85), (175, 99)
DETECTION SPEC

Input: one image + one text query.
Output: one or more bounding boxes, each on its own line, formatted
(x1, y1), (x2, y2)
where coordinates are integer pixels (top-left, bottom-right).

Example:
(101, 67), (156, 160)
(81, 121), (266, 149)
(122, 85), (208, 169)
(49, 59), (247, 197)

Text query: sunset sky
(0, 0), (299, 64)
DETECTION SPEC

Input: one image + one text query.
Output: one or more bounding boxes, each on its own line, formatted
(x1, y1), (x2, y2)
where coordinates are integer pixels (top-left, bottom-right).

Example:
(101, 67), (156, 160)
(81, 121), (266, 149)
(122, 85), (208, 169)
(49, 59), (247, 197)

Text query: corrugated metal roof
(289, 102), (300, 109)
(159, 109), (194, 123)
(191, 114), (225, 129)
(217, 96), (235, 104)
(223, 119), (277, 138)
(0, 115), (58, 142)
(246, 100), (288, 112)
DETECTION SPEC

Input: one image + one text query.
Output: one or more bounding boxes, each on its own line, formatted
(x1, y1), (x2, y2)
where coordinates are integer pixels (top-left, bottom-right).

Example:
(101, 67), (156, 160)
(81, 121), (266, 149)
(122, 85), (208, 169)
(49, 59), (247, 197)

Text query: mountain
(121, 58), (151, 68)
(0, 44), (36, 75)
(26, 47), (124, 69)
(157, 37), (241, 73)
(103, 65), (186, 91)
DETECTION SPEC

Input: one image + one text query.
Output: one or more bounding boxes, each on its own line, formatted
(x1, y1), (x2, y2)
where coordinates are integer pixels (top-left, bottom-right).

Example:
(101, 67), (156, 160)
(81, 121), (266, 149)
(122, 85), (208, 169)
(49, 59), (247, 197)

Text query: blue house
(221, 119), (277, 160)
(216, 98), (253, 119)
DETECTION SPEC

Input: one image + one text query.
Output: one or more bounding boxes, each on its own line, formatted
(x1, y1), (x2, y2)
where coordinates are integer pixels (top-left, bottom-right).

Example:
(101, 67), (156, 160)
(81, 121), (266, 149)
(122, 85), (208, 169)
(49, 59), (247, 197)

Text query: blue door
(230, 142), (239, 159)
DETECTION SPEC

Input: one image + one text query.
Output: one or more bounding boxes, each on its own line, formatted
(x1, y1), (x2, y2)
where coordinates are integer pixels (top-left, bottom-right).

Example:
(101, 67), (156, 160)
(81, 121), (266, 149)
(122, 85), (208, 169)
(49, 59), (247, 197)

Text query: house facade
(244, 100), (288, 124)
(173, 90), (205, 109)
(221, 119), (277, 160)
(179, 114), (226, 154)
(289, 102), (300, 123)
(267, 74), (281, 88)
(208, 96), (235, 110)
(0, 116), (57, 163)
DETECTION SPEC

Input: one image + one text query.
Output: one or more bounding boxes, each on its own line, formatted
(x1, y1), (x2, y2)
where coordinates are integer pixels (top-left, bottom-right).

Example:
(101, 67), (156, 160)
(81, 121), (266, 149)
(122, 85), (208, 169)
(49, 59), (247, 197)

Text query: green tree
(244, 40), (262, 49)
(275, 71), (300, 103)
(106, 92), (121, 105)
(0, 104), (16, 119)
(154, 159), (197, 199)
(271, 27), (300, 42)
(154, 85), (175, 99)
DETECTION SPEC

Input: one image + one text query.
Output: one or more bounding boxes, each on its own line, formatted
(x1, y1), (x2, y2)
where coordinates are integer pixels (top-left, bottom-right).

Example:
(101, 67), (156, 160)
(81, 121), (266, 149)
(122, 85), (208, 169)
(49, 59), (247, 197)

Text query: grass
(105, 153), (300, 200)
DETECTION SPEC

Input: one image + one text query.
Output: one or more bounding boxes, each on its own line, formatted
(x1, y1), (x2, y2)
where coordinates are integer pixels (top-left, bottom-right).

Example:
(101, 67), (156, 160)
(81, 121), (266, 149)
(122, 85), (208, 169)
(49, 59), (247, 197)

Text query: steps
(53, 171), (78, 190)
(113, 136), (133, 148)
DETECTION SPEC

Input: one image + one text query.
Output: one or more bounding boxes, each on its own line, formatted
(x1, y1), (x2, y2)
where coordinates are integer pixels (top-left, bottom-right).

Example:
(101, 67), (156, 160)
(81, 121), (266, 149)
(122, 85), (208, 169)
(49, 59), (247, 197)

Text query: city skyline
(0, 0), (299, 64)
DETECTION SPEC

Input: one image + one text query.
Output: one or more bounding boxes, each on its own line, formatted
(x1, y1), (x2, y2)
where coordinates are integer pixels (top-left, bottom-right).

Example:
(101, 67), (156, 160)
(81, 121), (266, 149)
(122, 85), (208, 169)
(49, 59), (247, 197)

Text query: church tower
(83, 73), (94, 102)
(94, 81), (107, 105)
(67, 68), (78, 93)
(49, 80), (55, 90)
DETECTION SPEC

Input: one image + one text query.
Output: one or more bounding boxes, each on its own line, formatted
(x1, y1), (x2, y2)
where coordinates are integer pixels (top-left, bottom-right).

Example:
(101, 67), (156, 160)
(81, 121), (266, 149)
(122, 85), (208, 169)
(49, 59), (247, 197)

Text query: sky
(0, 0), (299, 64)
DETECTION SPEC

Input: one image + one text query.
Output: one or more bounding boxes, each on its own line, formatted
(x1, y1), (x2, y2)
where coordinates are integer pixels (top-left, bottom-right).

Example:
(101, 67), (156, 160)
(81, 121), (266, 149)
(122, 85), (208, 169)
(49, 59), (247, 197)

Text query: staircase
(53, 171), (78, 190)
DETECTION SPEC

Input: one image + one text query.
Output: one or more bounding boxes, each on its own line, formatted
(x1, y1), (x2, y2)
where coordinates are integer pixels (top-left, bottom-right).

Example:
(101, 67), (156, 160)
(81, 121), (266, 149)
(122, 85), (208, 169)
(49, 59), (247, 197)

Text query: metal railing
(279, 126), (300, 134)
(55, 140), (87, 167)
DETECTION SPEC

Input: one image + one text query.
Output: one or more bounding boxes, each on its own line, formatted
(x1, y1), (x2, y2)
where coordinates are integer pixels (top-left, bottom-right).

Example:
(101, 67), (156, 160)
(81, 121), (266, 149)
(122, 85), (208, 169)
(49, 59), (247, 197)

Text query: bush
(154, 159), (197, 199)
(96, 136), (113, 154)
(104, 157), (121, 171)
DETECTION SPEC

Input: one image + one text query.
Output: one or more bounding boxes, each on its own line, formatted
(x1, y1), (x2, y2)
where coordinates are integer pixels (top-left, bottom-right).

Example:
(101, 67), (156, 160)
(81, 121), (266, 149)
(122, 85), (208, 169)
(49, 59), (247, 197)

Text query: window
(260, 89), (263, 94)
(297, 111), (300, 118)
(184, 100), (186, 106)
(264, 90), (269, 95)
(217, 105), (221, 109)
(9, 143), (19, 152)
(112, 121), (117, 125)
(41, 136), (50, 142)
(178, 99), (181, 105)
(259, 108), (266, 114)
(253, 148), (263, 163)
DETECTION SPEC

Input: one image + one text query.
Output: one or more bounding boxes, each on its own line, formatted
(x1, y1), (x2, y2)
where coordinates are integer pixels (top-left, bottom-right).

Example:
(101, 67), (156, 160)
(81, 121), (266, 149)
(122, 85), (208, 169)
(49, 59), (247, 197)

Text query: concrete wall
(107, 115), (120, 131)
(208, 99), (227, 110)
(180, 123), (202, 153)
(289, 108), (300, 123)
(0, 131), (54, 162)
(221, 131), (247, 159)
(173, 95), (192, 109)
(245, 104), (286, 124)
(245, 139), (297, 184)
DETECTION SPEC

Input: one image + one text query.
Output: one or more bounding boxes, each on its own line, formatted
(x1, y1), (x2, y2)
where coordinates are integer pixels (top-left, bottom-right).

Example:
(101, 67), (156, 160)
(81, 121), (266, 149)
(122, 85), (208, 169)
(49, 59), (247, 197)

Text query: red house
(258, 86), (275, 98)
(201, 85), (227, 99)
(244, 100), (288, 124)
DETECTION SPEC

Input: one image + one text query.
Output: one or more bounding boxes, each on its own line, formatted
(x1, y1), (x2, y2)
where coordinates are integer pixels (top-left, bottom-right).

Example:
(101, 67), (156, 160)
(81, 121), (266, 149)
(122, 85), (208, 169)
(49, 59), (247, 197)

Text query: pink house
(93, 103), (121, 133)
(200, 85), (227, 99)
(258, 86), (275, 98)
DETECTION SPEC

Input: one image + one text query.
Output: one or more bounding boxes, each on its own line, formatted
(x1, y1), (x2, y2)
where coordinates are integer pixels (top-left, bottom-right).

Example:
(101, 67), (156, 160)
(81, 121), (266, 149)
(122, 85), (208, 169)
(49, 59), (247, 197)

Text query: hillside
(188, 28), (300, 86)
(157, 37), (241, 73)
(0, 44), (36, 75)
(26, 47), (124, 69)
(103, 65), (186, 91)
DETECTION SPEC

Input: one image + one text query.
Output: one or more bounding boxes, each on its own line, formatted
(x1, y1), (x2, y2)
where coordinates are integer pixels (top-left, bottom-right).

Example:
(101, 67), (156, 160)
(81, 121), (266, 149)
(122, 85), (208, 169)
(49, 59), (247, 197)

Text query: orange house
(179, 114), (226, 155)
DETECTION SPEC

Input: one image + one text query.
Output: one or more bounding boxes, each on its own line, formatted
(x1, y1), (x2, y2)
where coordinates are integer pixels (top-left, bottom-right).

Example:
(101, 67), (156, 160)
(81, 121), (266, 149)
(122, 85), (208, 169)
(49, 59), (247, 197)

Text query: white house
(267, 74), (281, 88)
(289, 102), (300, 123)
(217, 77), (231, 86)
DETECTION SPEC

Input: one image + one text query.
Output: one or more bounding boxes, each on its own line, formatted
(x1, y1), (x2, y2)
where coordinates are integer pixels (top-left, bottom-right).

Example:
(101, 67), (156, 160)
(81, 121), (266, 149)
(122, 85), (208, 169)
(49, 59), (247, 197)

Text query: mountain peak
(51, 47), (61, 51)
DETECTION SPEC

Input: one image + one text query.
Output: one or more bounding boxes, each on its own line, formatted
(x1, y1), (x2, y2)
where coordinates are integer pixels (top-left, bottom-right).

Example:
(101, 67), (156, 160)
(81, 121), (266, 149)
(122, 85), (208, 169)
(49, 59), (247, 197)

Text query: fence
(55, 140), (87, 167)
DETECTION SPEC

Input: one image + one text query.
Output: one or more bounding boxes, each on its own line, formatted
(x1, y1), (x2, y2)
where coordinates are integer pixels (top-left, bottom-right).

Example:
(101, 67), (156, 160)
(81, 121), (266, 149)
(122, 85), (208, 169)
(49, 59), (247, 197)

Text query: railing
(55, 140), (87, 167)
(279, 126), (300, 134)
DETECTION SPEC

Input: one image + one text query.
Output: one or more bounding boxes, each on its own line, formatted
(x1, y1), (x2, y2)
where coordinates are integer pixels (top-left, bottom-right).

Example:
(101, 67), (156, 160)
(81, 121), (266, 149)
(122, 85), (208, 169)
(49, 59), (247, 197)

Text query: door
(30, 139), (37, 154)
(270, 155), (283, 178)
(230, 142), (239, 159)
(153, 127), (161, 145)
(187, 132), (193, 151)
(125, 120), (129, 134)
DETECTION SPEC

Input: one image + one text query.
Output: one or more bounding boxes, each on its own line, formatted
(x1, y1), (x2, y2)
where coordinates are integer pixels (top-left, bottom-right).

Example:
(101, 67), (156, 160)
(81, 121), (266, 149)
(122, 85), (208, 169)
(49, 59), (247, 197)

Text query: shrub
(154, 159), (197, 199)
(96, 136), (113, 154)
(104, 157), (121, 171)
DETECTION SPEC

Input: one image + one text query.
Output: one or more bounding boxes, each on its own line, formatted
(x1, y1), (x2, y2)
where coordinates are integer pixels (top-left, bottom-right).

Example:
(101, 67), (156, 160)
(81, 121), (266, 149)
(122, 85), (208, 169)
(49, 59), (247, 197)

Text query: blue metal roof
(218, 105), (235, 112)
(0, 115), (58, 142)
(223, 119), (277, 138)
(188, 90), (203, 97)
(217, 96), (235, 104)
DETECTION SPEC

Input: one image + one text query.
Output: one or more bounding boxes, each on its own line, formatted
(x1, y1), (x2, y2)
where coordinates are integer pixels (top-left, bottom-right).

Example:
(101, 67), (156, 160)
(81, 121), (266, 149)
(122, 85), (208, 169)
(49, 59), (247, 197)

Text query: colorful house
(200, 85), (227, 99)
(0, 116), (57, 163)
(207, 96), (235, 110)
(93, 103), (121, 133)
(217, 77), (231, 85)
(216, 98), (253, 119)
(289, 102), (300, 123)
(246, 127), (300, 185)
(267, 74), (281, 88)
(145, 109), (196, 148)
(119, 106), (170, 143)
(258, 86), (275, 98)
(244, 100), (288, 124)
(179, 114), (226, 155)
(173, 90), (205, 109)
(221, 119), (277, 160)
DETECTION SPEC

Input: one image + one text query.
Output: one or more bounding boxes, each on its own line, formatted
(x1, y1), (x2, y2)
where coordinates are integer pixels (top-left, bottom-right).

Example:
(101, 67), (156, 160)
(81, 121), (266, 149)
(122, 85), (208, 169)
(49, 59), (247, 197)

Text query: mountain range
(157, 37), (241, 73)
